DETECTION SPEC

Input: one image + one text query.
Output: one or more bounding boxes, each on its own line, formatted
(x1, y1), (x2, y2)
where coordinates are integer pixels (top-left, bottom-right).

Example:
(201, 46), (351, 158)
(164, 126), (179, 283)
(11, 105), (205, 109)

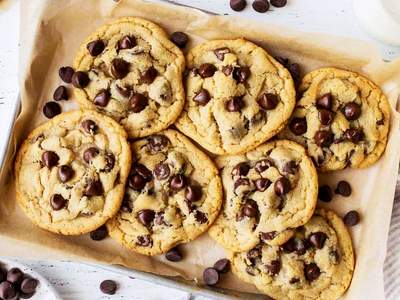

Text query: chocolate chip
(7, 268), (24, 285)
(242, 200), (259, 218)
(59, 66), (75, 83)
(42, 151), (59, 168)
(308, 232), (327, 249)
(318, 109), (334, 125)
(211, 259), (230, 274)
(231, 162), (250, 176)
(344, 128), (364, 143)
(111, 58), (130, 79)
(294, 239), (310, 255)
(129, 175), (146, 191)
(50, 194), (67, 211)
(255, 159), (273, 172)
(71, 71), (90, 88)
(230, 0), (247, 11)
(258, 93), (278, 110)
(129, 93), (148, 112)
(222, 65), (233, 76)
(214, 47), (230, 61)
(304, 263), (320, 281)
(148, 135), (170, 152)
(136, 235), (152, 247)
(90, 225), (108, 241)
(104, 154), (115, 172)
(260, 231), (277, 241)
(314, 130), (333, 147)
(233, 66), (250, 83)
(154, 212), (166, 225)
(137, 209), (155, 226)
(0, 282), (16, 300)
(58, 165), (74, 183)
(234, 178), (250, 190)
(165, 247), (183, 262)
(282, 161), (297, 174)
(254, 178), (271, 191)
(193, 89), (211, 106)
(266, 260), (281, 275)
(247, 248), (261, 260)
(289, 278), (300, 284)
(270, 0), (287, 7)
(53, 86), (68, 101)
(289, 118), (307, 135)
(342, 102), (361, 120)
(318, 185), (332, 202)
(281, 238), (296, 253)
(116, 85), (132, 98)
(170, 32), (188, 48)
(21, 292), (35, 299)
(185, 185), (202, 202)
(274, 177), (291, 196)
(85, 180), (104, 196)
(203, 268), (219, 286)
(43, 102), (61, 119)
(118, 36), (136, 50)
(194, 210), (208, 223)
(199, 63), (217, 78)
(133, 164), (153, 181)
(316, 93), (333, 110)
(20, 278), (38, 294)
(226, 96), (245, 112)
(93, 89), (110, 107)
(100, 280), (117, 295)
(140, 67), (158, 84)
(252, 0), (270, 12)
(81, 119), (98, 134)
(343, 210), (360, 226)
(87, 40), (105, 56)
(170, 174), (187, 191)
(83, 147), (99, 163)
(154, 163), (170, 180)
(335, 180), (352, 197)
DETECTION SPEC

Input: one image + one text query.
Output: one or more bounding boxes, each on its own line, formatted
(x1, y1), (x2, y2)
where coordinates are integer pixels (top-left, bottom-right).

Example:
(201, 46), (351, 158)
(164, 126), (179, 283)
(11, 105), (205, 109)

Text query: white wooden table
(1, 0), (400, 299)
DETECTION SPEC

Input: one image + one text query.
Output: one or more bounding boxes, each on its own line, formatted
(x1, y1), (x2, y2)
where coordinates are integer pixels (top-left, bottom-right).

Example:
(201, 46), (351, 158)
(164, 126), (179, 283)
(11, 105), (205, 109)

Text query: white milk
(353, 0), (400, 46)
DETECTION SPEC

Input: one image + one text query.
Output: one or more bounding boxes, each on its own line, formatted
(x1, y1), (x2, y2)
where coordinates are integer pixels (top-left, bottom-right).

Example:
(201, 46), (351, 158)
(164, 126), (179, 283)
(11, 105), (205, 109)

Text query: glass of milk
(353, 0), (400, 46)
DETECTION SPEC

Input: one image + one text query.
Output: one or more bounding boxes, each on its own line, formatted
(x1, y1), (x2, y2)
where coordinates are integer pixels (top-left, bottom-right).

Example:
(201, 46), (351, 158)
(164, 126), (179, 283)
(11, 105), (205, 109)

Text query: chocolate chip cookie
(106, 130), (223, 256)
(280, 67), (390, 171)
(208, 140), (318, 252)
(230, 208), (355, 300)
(73, 17), (185, 138)
(175, 39), (296, 155)
(14, 110), (131, 235)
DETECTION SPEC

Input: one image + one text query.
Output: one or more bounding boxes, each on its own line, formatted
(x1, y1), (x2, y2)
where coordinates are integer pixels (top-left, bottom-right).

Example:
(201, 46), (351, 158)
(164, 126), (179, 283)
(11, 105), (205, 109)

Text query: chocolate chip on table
(252, 0), (270, 13)
(185, 185), (202, 202)
(314, 130), (333, 147)
(51, 194), (67, 210)
(316, 93), (333, 110)
(335, 180), (352, 197)
(137, 209), (155, 226)
(87, 40), (105, 57)
(81, 119), (98, 134)
(304, 263), (320, 281)
(233, 66), (250, 83)
(170, 174), (187, 191)
(258, 93), (278, 110)
(308, 232), (327, 249)
(153, 163), (170, 180)
(58, 165), (74, 183)
(213, 259), (231, 273)
(20, 278), (39, 294)
(93, 89), (110, 107)
(71, 71), (90, 88)
(0, 281), (16, 300)
(42, 151), (59, 168)
(90, 225), (108, 241)
(342, 102), (361, 121)
(129, 93), (148, 113)
(270, 0), (287, 7)
(230, 0), (247, 11)
(226, 96), (245, 112)
(289, 118), (307, 135)
(242, 200), (259, 218)
(266, 260), (281, 275)
(111, 58), (130, 79)
(83, 147), (99, 163)
(53, 86), (68, 101)
(343, 210), (360, 226)
(255, 178), (271, 192)
(165, 247), (183, 262)
(318, 109), (334, 125)
(85, 180), (104, 196)
(203, 267), (219, 286)
(100, 279), (118, 295)
(193, 89), (211, 106)
(59, 66), (75, 83)
(199, 63), (217, 78)
(255, 159), (273, 172)
(318, 185), (332, 202)
(140, 67), (158, 84)
(274, 177), (291, 196)
(170, 32), (188, 48)
(7, 268), (24, 285)
(231, 162), (250, 176)
(214, 47), (230, 61)
(118, 36), (136, 50)
(43, 102), (61, 119)
(344, 128), (364, 143)
(148, 135), (170, 152)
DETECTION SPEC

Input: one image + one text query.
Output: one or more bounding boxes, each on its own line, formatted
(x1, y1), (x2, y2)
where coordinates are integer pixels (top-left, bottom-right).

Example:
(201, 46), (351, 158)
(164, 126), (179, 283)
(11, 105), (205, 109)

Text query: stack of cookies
(14, 16), (391, 300)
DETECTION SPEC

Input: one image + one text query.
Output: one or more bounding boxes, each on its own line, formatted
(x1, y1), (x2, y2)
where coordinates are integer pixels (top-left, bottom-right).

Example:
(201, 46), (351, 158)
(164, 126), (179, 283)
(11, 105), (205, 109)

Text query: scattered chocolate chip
(234, 178), (250, 190)
(282, 161), (297, 174)
(129, 93), (148, 112)
(90, 225), (108, 241)
(342, 102), (361, 121)
(133, 164), (153, 181)
(148, 135), (170, 152)
(83, 147), (99, 163)
(318, 109), (334, 125)
(194, 210), (208, 223)
(170, 32), (188, 48)
(281, 238), (296, 253)
(222, 65), (233, 76)
(289, 117), (307, 135)
(199, 63), (217, 78)
(118, 36), (136, 50)
(129, 174), (146, 191)
(166, 247), (183, 262)
(214, 47), (230, 61)
(59, 66), (75, 83)
(255, 159), (273, 172)
(0, 282), (16, 300)
(100, 280), (117, 295)
(20, 278), (38, 294)
(304, 263), (320, 281)
(252, 0), (270, 13)
(254, 178), (271, 192)
(43, 102), (61, 119)
(185, 185), (202, 202)
(344, 128), (364, 143)
(85, 180), (104, 196)
(58, 165), (74, 183)
(121, 197), (133, 213)
(231, 162), (250, 176)
(335, 180), (352, 197)
(7, 268), (24, 285)
(314, 130), (333, 147)
(53, 86), (68, 101)
(230, 0), (247, 11)
(140, 67), (158, 84)
(136, 235), (152, 247)
(137, 209), (155, 226)
(242, 200), (259, 218)
(308, 232), (327, 249)
(42, 151), (59, 168)
(71, 71), (90, 88)
(258, 93), (278, 110)
(226, 96), (245, 112)
(233, 66), (250, 83)
(170, 174), (187, 191)
(260, 231), (277, 241)
(87, 40), (105, 56)
(274, 177), (291, 196)
(203, 268), (219, 286)
(193, 89), (211, 106)
(266, 259), (281, 275)
(318, 185), (332, 202)
(343, 210), (360, 226)
(93, 89), (110, 107)
(81, 119), (98, 134)
(154, 163), (170, 180)
(213, 259), (231, 274)
(111, 58), (130, 79)
(316, 93), (333, 110)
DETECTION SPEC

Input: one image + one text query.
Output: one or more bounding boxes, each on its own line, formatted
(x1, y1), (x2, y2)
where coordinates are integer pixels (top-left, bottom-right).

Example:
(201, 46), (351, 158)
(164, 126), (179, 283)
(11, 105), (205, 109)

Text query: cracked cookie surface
(106, 130), (222, 256)
(73, 17), (185, 138)
(175, 39), (296, 155)
(230, 208), (355, 300)
(15, 110), (131, 235)
(280, 67), (390, 171)
(208, 140), (318, 252)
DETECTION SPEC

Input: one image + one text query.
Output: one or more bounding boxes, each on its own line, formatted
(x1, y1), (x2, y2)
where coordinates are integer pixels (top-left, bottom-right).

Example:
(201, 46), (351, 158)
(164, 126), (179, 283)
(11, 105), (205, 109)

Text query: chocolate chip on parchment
(140, 67), (158, 84)
(20, 278), (39, 294)
(185, 185), (202, 202)
(59, 66), (75, 83)
(118, 36), (136, 50)
(154, 163), (170, 180)
(335, 180), (352, 197)
(289, 118), (307, 135)
(193, 89), (211, 106)
(85, 180), (104, 196)
(304, 263), (320, 281)
(90, 225), (108, 241)
(58, 165), (74, 183)
(344, 128), (364, 143)
(53, 86), (68, 101)
(266, 260), (281, 275)
(343, 210), (360, 226)
(82, 119), (98, 134)
(42, 151), (59, 168)
(318, 185), (332, 202)
(255, 178), (271, 192)
(87, 40), (105, 56)
(274, 177), (291, 196)
(170, 174), (187, 191)
(214, 47), (230, 61)
(43, 102), (61, 119)
(233, 66), (250, 83)
(111, 58), (130, 79)
(252, 0), (270, 13)
(71, 71), (90, 88)
(170, 32), (188, 48)
(318, 109), (334, 125)
(137, 209), (155, 226)
(342, 102), (361, 121)
(258, 93), (278, 110)
(0, 282), (16, 300)
(270, 0), (287, 7)
(316, 93), (333, 110)
(83, 147), (99, 163)
(226, 96), (245, 112)
(230, 0), (247, 11)
(100, 280), (117, 295)
(165, 247), (183, 262)
(93, 89), (110, 107)
(203, 268), (219, 286)
(199, 63), (217, 78)
(314, 130), (333, 147)
(214, 259), (231, 273)
(129, 93), (148, 113)
(308, 232), (327, 249)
